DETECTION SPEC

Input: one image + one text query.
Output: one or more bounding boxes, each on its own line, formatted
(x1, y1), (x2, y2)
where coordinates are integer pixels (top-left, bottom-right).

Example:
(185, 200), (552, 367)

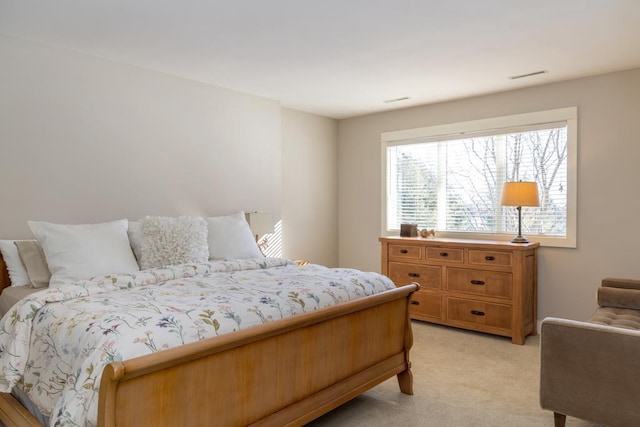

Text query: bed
(0, 250), (418, 426)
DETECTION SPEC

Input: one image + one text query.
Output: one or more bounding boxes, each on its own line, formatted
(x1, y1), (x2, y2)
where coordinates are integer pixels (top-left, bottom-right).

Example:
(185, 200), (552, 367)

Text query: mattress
(0, 286), (41, 318)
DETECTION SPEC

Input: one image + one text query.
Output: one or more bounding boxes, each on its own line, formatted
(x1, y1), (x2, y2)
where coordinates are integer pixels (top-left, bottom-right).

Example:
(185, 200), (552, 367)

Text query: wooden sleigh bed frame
(0, 255), (419, 427)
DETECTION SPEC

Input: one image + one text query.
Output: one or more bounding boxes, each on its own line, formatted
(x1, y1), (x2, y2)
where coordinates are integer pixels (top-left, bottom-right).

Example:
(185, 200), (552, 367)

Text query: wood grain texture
(98, 284), (418, 427)
(380, 236), (538, 344)
(0, 280), (418, 427)
(0, 393), (42, 427)
(388, 262), (441, 289)
(0, 253), (10, 294)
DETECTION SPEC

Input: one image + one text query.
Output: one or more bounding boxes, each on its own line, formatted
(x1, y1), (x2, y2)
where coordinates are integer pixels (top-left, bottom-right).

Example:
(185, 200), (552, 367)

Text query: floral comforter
(0, 258), (395, 426)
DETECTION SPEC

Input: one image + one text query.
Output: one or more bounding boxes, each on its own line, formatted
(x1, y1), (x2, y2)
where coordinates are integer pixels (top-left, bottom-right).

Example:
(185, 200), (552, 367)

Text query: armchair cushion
(601, 277), (640, 290)
(597, 286), (640, 311)
(588, 306), (640, 330)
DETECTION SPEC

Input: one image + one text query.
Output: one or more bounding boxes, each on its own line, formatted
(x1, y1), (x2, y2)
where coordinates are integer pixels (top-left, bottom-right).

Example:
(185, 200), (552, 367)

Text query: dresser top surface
(379, 236), (540, 250)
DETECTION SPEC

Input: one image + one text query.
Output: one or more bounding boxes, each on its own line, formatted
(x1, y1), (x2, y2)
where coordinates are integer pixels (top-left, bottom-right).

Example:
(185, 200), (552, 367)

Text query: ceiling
(1, 1), (640, 119)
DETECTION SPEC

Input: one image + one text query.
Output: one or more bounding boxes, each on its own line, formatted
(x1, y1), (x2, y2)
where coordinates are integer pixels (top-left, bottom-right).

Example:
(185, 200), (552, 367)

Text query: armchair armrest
(601, 277), (640, 290)
(540, 317), (640, 426)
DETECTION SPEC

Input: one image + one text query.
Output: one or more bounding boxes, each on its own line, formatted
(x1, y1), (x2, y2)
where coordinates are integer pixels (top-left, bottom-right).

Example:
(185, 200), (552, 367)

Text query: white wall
(338, 68), (640, 322)
(281, 108), (338, 266)
(0, 34), (282, 237)
(0, 34), (339, 266)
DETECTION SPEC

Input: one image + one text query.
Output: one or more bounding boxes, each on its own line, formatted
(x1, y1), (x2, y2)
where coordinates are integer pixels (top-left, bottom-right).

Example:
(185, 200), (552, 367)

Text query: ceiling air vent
(509, 70), (548, 80)
(383, 96), (410, 103)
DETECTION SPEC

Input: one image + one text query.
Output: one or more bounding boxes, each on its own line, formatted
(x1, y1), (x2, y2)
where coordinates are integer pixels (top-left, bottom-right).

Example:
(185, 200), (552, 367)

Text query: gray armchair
(540, 278), (640, 427)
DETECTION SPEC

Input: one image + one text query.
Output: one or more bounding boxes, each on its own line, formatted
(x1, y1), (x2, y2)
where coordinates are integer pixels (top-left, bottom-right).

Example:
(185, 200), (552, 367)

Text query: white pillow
(138, 216), (209, 270)
(206, 211), (263, 260)
(0, 240), (31, 287)
(28, 219), (140, 288)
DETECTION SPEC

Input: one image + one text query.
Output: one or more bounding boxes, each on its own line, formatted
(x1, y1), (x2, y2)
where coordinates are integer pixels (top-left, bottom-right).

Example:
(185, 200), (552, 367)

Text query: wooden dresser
(379, 237), (539, 344)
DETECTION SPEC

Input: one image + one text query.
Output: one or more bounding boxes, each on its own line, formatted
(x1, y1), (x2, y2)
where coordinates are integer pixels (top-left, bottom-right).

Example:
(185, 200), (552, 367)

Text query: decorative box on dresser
(379, 237), (539, 345)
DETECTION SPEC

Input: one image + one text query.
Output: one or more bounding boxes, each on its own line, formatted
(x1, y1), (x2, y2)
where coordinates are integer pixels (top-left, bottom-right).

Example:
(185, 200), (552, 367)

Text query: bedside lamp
(501, 182), (539, 243)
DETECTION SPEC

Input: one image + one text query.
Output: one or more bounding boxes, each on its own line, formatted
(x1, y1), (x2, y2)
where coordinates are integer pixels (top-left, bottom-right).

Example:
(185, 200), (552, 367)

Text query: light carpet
(308, 321), (601, 427)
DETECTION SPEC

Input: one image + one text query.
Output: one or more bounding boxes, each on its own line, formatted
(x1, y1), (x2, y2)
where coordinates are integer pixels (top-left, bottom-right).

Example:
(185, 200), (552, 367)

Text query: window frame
(380, 107), (578, 248)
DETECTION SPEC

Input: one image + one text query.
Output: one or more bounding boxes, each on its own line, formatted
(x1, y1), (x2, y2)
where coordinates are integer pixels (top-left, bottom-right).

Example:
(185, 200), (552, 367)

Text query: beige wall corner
(281, 108), (338, 267)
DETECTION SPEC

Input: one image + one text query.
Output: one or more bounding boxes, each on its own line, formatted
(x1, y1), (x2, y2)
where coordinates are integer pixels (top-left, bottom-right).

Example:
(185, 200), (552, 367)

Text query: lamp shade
(500, 182), (540, 207)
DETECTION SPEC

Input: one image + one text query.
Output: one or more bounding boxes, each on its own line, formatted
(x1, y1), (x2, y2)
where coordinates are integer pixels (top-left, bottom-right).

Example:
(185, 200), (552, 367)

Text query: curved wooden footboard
(99, 284), (418, 427)
(0, 283), (418, 426)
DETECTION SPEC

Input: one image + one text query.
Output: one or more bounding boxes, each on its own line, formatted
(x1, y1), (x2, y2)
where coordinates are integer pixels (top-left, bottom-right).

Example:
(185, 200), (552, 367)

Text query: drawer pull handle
(410, 300), (420, 305)
(470, 280), (485, 286)
(470, 310), (485, 316)
(485, 255), (495, 261)
(439, 252), (449, 257)
(400, 249), (408, 254)
(408, 272), (421, 278)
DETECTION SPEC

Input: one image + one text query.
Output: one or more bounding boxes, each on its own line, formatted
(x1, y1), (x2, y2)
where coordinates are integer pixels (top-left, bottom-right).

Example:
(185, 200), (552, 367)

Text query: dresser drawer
(410, 291), (442, 319)
(388, 244), (422, 260)
(447, 297), (512, 330)
(447, 268), (512, 298)
(389, 262), (441, 289)
(468, 250), (512, 267)
(425, 247), (464, 263)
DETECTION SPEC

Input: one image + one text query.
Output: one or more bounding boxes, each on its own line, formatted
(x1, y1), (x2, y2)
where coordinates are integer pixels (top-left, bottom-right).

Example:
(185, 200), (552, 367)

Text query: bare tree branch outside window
(388, 126), (568, 237)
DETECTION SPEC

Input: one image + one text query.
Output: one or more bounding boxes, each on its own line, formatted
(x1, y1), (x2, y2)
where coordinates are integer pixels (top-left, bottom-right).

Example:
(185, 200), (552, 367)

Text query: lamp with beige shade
(501, 181), (540, 243)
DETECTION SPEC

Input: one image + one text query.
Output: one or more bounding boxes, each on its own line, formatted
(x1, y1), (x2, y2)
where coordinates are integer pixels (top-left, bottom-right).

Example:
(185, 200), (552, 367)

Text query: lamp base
(510, 235), (530, 244)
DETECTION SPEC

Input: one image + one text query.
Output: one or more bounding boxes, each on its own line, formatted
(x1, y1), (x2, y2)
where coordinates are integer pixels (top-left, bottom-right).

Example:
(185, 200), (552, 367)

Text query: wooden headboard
(0, 253), (10, 294)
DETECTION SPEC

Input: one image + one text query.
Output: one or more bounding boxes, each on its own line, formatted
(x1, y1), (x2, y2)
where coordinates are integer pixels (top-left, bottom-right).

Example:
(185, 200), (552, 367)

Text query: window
(381, 108), (577, 248)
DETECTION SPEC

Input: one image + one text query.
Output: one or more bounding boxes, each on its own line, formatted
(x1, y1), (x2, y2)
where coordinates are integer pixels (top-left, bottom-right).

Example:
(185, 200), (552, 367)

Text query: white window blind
(382, 108), (577, 247)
